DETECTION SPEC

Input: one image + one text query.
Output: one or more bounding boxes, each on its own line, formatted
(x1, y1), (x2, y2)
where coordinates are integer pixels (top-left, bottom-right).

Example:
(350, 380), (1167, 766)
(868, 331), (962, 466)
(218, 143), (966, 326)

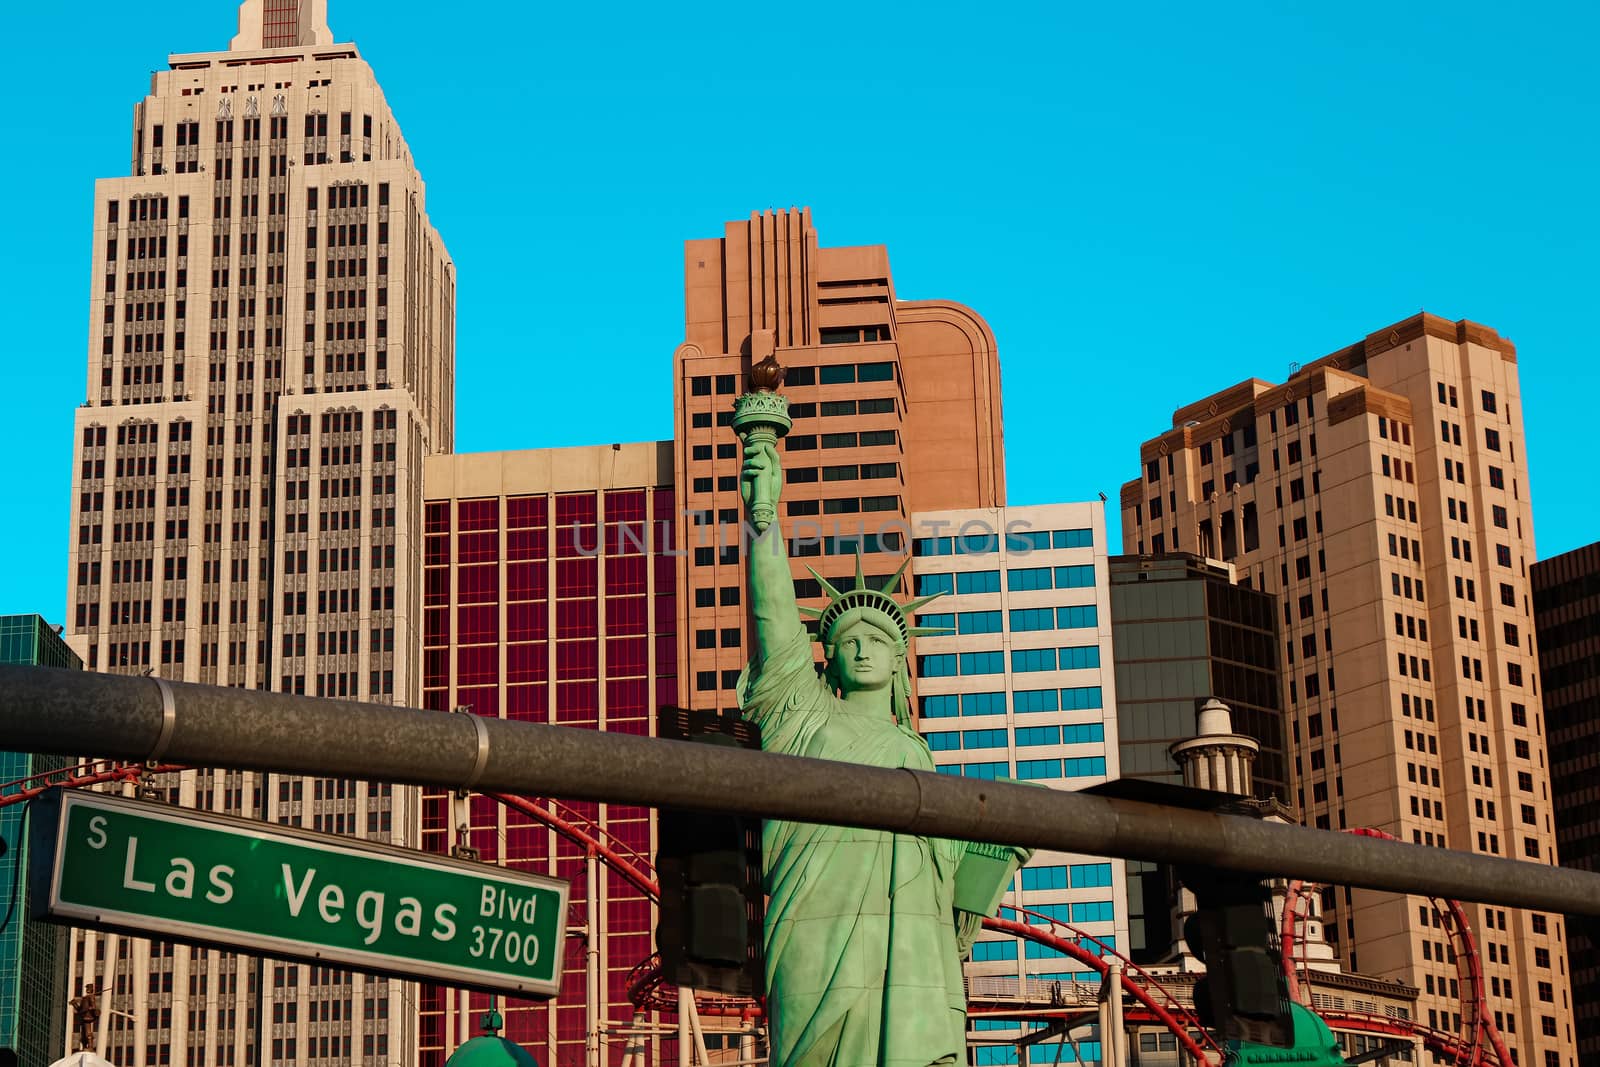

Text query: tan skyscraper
(1121, 313), (1573, 1066)
(62, 1), (453, 1063)
(672, 208), (1005, 709)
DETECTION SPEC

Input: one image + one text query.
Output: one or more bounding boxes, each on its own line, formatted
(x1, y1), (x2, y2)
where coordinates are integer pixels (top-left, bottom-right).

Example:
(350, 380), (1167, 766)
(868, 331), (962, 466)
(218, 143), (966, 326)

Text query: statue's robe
(739, 630), (967, 1067)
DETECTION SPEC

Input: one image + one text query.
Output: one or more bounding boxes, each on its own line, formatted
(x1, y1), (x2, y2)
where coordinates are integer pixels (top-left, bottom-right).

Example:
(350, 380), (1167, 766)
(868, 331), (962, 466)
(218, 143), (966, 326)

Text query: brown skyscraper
(62, 1), (453, 1062)
(672, 209), (1005, 708)
(1120, 313), (1572, 1066)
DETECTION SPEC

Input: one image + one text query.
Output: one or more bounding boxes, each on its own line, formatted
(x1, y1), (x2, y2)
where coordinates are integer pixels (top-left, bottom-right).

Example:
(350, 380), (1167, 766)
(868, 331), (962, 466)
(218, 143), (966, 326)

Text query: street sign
(30, 790), (569, 998)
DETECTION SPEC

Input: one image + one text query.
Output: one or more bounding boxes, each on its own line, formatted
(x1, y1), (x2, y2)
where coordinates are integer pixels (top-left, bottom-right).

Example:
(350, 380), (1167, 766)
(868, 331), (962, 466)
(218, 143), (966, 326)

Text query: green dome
(445, 1011), (540, 1067)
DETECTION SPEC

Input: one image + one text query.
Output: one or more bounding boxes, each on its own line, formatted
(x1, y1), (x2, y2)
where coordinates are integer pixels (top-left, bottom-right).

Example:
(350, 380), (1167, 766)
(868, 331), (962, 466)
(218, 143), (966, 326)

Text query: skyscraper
(418, 444), (677, 1067)
(1120, 313), (1572, 1065)
(673, 209), (1005, 713)
(0, 615), (80, 1067)
(907, 502), (1128, 995)
(1530, 541), (1600, 1062)
(62, 1), (453, 1062)
(1106, 553), (1286, 961)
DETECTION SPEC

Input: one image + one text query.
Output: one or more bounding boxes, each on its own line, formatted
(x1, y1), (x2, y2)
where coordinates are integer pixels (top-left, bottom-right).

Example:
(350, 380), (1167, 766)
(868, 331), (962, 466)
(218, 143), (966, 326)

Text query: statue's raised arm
(739, 437), (806, 661)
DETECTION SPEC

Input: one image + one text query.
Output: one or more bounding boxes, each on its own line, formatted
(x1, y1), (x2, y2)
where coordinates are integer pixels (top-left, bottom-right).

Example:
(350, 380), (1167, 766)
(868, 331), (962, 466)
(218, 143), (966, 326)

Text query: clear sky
(3, 0), (1596, 621)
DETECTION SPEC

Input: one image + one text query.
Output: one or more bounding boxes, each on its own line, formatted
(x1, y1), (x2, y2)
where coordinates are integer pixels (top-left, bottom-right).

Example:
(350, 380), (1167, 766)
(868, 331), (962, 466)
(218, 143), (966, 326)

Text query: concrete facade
(418, 444), (676, 1067)
(1120, 313), (1572, 1066)
(907, 503), (1129, 995)
(60, 0), (454, 1063)
(672, 209), (1006, 715)
(1530, 541), (1599, 1063)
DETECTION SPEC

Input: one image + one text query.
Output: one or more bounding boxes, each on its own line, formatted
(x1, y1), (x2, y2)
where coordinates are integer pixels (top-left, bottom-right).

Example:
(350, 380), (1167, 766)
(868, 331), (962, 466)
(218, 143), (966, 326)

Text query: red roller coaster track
(1280, 827), (1511, 1067)
(0, 764), (1511, 1064)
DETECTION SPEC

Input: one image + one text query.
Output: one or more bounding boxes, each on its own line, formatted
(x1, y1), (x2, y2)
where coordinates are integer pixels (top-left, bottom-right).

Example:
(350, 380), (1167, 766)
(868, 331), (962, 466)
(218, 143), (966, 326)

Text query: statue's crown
(800, 552), (950, 646)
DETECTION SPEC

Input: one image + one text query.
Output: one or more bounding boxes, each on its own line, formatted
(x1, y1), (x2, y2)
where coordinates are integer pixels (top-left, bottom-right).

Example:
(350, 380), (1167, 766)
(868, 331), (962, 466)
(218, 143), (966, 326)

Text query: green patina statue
(732, 358), (1027, 1067)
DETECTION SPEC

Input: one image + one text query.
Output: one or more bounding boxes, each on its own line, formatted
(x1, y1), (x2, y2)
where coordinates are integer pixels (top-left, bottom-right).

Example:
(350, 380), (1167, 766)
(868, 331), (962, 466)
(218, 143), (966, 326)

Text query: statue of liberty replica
(731, 352), (1030, 1067)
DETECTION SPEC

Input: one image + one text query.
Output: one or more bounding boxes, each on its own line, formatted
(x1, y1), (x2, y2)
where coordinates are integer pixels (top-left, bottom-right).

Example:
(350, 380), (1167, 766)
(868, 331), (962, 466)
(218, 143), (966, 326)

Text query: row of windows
(924, 723), (1105, 751)
(920, 687), (1104, 718)
(914, 565), (1095, 597)
(786, 495), (899, 516)
(1021, 863), (1114, 890)
(914, 528), (1093, 557)
(687, 361), (895, 398)
(940, 755), (1108, 781)
(786, 429), (897, 451)
(1009, 605), (1098, 631)
(918, 646), (1101, 677)
(973, 1042), (1103, 1065)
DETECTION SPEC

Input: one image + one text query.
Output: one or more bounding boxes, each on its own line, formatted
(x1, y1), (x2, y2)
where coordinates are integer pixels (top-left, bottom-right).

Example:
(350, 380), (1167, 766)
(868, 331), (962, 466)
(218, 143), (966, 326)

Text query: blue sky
(3, 0), (1596, 621)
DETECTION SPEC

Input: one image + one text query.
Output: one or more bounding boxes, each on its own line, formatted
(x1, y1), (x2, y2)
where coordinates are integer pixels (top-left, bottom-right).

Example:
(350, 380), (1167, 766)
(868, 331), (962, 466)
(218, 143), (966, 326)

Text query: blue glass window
(1069, 862), (1113, 888)
(914, 537), (954, 557)
(1056, 604), (1098, 630)
(976, 1048), (1019, 1065)
(1072, 900), (1116, 923)
(964, 761), (1009, 780)
(1012, 648), (1057, 673)
(1020, 866), (1069, 891)
(915, 612), (956, 632)
(962, 692), (1007, 716)
(1060, 722), (1106, 745)
(969, 940), (1018, 962)
(915, 572), (954, 596)
(1054, 564), (1095, 589)
(1064, 756), (1108, 778)
(1007, 530), (1050, 552)
(924, 731), (961, 751)
(960, 650), (1005, 675)
(922, 694), (959, 718)
(1009, 607), (1055, 632)
(973, 1019), (1022, 1031)
(956, 570), (1002, 595)
(1016, 759), (1062, 780)
(935, 764), (962, 776)
(1053, 529), (1094, 549)
(1008, 567), (1053, 592)
(962, 729), (1008, 749)
(959, 610), (1004, 635)
(1080, 936), (1118, 957)
(1025, 941), (1069, 960)
(1058, 646), (1100, 670)
(1015, 726), (1061, 747)
(959, 533), (999, 555)
(1014, 689), (1059, 713)
(918, 654), (958, 677)
(1026, 903), (1072, 923)
(1060, 686), (1103, 710)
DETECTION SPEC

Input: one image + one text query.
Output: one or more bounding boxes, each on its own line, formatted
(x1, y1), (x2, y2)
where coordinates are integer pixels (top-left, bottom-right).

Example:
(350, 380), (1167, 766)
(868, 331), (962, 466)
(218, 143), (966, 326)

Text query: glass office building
(909, 503), (1126, 1007)
(0, 614), (80, 1067)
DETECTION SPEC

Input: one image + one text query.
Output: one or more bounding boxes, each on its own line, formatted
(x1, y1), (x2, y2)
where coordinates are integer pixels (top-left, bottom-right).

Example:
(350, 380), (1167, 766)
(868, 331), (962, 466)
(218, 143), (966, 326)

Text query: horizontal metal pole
(3, 663), (1598, 917)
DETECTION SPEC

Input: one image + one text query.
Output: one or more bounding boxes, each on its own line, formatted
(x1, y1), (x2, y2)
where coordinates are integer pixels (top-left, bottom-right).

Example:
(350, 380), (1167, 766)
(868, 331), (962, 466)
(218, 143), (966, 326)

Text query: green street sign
(31, 790), (569, 997)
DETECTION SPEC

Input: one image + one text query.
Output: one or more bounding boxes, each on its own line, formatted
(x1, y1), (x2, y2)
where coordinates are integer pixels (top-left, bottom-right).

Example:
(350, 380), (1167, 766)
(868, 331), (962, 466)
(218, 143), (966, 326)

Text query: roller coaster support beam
(4, 664), (1600, 917)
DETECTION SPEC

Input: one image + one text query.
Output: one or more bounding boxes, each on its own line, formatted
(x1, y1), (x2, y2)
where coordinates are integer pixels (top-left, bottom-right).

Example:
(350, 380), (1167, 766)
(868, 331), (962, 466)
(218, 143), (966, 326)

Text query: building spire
(230, 0), (333, 50)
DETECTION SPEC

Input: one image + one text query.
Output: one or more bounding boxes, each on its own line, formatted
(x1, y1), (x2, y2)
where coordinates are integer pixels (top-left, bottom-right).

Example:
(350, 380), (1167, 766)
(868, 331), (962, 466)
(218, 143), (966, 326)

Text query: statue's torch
(731, 348), (792, 534)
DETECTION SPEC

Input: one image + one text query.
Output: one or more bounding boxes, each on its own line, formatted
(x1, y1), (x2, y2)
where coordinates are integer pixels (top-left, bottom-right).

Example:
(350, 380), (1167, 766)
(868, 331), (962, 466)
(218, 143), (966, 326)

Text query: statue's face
(831, 619), (900, 693)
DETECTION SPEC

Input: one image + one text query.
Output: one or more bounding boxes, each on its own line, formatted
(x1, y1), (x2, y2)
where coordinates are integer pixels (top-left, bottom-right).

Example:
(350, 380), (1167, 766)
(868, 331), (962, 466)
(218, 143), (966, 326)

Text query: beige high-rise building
(1120, 313), (1573, 1066)
(62, 1), (453, 1063)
